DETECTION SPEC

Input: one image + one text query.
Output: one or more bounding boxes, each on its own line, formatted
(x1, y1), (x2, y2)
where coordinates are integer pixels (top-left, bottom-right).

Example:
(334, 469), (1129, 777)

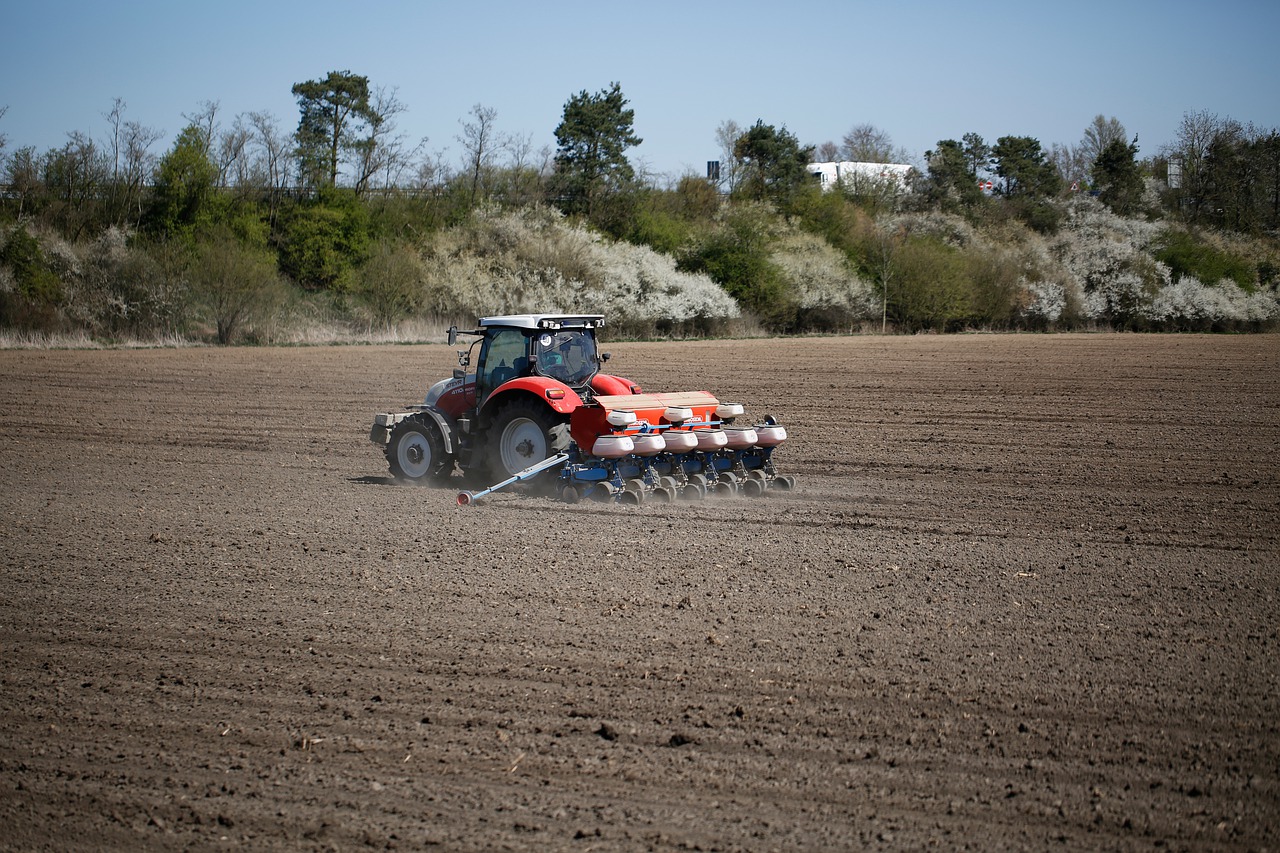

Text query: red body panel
(590, 373), (639, 396)
(438, 373), (634, 422)
(482, 376), (584, 416)
(569, 391), (720, 453)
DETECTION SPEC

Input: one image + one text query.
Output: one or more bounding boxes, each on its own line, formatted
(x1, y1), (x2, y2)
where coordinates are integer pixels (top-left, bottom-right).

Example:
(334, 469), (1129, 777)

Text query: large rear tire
(386, 415), (452, 485)
(485, 398), (571, 485)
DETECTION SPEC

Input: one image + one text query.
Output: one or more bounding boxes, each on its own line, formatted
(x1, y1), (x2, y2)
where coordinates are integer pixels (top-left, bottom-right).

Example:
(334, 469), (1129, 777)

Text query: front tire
(485, 398), (571, 484)
(386, 415), (452, 485)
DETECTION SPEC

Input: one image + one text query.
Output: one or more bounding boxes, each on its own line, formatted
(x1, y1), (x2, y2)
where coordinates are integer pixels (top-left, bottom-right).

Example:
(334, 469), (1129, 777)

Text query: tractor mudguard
(371, 405), (458, 454)
(416, 406), (458, 455)
(482, 377), (583, 416)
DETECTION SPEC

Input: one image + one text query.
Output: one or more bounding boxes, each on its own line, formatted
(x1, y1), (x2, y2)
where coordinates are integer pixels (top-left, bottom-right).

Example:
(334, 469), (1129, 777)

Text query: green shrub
(1154, 228), (1254, 290)
(626, 206), (694, 256)
(890, 236), (972, 331)
(358, 241), (426, 327)
(792, 190), (869, 258)
(276, 190), (371, 291)
(965, 251), (1024, 327)
(0, 225), (63, 304)
(1003, 197), (1063, 235)
(678, 204), (793, 328)
(192, 228), (288, 344)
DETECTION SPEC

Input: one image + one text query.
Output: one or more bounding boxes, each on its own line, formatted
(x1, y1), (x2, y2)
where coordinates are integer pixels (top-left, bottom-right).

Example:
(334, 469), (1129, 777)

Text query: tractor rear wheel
(485, 398), (571, 484)
(386, 415), (452, 485)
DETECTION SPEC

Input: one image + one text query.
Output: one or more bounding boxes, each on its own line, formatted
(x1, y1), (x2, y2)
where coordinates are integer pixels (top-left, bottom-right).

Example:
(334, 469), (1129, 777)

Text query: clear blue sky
(3, 0), (1277, 181)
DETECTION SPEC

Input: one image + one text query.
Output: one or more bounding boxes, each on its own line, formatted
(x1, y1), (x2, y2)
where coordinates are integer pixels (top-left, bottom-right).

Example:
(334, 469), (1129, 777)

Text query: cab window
(479, 329), (528, 394)
(534, 330), (597, 387)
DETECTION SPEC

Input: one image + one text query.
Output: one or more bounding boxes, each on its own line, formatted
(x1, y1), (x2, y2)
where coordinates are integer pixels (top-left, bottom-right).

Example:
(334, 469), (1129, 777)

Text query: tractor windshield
(533, 329), (598, 387)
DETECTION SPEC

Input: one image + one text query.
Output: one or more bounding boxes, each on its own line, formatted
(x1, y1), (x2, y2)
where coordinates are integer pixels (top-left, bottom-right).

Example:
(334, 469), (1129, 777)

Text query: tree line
(0, 75), (1277, 342)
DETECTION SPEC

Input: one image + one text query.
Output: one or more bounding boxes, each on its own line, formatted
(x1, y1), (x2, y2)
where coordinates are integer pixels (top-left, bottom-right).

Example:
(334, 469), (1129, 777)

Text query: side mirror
(447, 325), (458, 346)
(600, 351), (612, 362)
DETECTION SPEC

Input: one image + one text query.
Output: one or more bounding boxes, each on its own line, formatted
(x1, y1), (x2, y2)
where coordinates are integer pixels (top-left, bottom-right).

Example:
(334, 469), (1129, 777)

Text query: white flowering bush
(1053, 199), (1160, 285)
(420, 206), (738, 336)
(587, 238), (739, 335)
(771, 232), (876, 330)
(1049, 197), (1163, 326)
(880, 210), (979, 249)
(67, 227), (191, 338)
(1022, 280), (1066, 325)
(1146, 275), (1279, 329)
(1042, 197), (1279, 329)
(1078, 269), (1158, 324)
(37, 230), (83, 282)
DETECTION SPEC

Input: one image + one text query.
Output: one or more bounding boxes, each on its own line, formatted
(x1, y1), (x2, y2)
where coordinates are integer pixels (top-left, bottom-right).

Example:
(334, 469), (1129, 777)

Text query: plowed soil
(1, 334), (1277, 851)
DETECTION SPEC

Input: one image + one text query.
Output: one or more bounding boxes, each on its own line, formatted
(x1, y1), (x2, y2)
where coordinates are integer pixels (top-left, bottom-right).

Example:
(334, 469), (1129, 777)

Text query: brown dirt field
(1, 334), (1277, 851)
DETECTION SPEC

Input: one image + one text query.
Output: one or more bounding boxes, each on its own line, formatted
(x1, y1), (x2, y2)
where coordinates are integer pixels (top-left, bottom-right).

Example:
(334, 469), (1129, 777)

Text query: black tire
(485, 397), (571, 484)
(386, 415), (452, 485)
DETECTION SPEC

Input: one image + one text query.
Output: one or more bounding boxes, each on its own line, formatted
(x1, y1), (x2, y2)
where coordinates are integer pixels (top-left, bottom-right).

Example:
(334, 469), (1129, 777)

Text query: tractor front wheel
(486, 398), (571, 485)
(386, 415), (452, 485)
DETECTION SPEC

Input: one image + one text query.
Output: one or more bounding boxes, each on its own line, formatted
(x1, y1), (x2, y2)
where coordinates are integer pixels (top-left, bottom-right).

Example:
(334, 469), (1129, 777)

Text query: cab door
(476, 328), (529, 404)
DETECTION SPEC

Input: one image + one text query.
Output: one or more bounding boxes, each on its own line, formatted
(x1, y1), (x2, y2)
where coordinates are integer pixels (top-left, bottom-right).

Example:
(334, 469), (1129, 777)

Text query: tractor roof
(477, 314), (604, 331)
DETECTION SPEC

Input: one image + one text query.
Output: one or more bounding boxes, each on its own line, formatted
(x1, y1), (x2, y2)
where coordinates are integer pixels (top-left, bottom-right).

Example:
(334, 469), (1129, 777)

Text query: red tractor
(371, 313), (792, 504)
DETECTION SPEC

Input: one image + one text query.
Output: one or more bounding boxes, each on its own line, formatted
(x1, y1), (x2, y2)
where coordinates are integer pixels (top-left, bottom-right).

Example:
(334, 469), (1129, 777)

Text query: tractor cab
(451, 314), (611, 405)
(532, 327), (601, 387)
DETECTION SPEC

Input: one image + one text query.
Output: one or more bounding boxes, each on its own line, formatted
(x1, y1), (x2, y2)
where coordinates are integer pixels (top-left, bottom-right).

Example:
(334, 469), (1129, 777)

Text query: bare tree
(6, 146), (40, 217)
(457, 103), (506, 208)
(120, 119), (162, 224)
(411, 147), (453, 195)
(841, 123), (906, 163)
(183, 102), (252, 190)
(248, 111), (291, 224)
(1169, 109), (1225, 220)
(815, 141), (840, 163)
(376, 134), (427, 192)
(496, 130), (547, 206)
(218, 114), (253, 190)
(714, 119), (745, 192)
(101, 98), (162, 225)
(350, 85), (408, 195)
(1080, 115), (1127, 169)
(183, 100), (221, 158)
(103, 98), (128, 180)
(1048, 141), (1090, 188)
(1172, 109), (1221, 170)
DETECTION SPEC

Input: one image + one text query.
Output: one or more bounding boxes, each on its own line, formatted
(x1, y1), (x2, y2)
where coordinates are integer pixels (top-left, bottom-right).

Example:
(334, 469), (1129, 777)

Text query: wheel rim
(498, 416), (547, 474)
(396, 431), (433, 479)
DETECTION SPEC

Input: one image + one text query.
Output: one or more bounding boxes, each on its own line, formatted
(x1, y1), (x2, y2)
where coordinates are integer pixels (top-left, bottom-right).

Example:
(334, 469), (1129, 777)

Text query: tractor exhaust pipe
(456, 453), (571, 507)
